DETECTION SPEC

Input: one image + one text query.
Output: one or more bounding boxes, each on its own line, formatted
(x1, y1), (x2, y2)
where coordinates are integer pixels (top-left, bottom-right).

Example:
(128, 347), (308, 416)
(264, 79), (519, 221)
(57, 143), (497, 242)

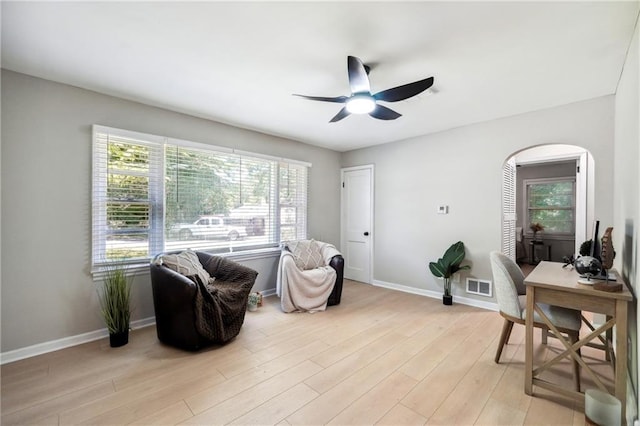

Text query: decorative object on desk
(594, 227), (622, 292)
(582, 220), (603, 261)
(429, 241), (471, 305)
(585, 388), (621, 426)
(600, 227), (615, 270)
(562, 254), (575, 268)
(529, 222), (544, 241)
(575, 256), (602, 285)
(247, 292), (260, 311)
(98, 262), (133, 347)
(594, 280), (623, 292)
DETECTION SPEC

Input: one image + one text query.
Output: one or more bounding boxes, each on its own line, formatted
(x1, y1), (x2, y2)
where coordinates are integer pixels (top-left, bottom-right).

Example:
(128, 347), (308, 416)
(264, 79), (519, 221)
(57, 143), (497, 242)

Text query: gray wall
(0, 70), (341, 352)
(613, 19), (639, 422)
(516, 161), (576, 262)
(341, 95), (616, 303)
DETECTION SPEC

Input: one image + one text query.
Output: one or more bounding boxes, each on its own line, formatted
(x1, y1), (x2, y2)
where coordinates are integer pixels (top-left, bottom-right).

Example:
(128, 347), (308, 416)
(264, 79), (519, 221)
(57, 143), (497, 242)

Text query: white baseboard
(260, 288), (277, 297)
(372, 279), (499, 312)
(0, 317), (156, 365)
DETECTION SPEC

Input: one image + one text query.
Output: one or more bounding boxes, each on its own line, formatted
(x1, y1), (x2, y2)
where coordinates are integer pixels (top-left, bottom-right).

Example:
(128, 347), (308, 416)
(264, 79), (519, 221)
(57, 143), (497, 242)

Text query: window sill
(91, 247), (281, 281)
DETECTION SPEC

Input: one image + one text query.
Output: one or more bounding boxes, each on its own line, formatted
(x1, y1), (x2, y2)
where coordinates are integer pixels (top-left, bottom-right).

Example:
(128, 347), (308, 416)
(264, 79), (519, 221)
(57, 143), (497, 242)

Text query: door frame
(340, 164), (374, 284)
(506, 146), (591, 257)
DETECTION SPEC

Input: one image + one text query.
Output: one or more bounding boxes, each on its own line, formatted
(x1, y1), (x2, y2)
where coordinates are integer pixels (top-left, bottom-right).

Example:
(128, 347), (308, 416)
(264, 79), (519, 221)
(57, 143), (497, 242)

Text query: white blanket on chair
(276, 242), (339, 313)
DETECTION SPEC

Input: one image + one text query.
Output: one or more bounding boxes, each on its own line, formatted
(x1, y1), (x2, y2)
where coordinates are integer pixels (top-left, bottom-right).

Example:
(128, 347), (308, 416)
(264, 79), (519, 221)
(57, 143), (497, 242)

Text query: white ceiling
(2, 1), (638, 152)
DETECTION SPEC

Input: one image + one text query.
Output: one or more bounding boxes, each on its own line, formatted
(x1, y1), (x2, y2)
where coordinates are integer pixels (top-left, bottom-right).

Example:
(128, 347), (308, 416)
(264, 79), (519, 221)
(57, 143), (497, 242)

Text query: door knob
(364, 232), (370, 236)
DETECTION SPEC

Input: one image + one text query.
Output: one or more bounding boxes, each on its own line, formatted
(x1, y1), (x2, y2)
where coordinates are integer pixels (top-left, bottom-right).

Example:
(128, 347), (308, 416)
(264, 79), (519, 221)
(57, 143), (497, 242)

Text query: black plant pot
(443, 294), (453, 305)
(109, 330), (129, 348)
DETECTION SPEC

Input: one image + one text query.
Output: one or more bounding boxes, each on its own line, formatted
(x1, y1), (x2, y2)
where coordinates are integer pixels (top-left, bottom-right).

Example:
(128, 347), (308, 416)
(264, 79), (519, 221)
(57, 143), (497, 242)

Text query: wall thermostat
(438, 205), (449, 214)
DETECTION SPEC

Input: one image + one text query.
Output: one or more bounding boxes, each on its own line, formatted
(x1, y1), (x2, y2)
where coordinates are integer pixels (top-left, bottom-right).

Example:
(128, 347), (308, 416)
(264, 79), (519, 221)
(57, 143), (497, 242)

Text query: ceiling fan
(293, 56), (434, 123)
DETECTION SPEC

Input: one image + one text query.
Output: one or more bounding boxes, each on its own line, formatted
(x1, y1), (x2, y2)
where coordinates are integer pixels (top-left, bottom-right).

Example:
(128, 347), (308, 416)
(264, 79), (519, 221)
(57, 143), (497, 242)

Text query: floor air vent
(466, 278), (492, 297)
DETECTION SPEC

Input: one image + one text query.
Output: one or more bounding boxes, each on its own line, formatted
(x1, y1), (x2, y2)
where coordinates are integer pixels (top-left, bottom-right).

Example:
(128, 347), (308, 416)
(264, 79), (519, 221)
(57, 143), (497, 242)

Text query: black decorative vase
(443, 294), (453, 306)
(109, 331), (129, 348)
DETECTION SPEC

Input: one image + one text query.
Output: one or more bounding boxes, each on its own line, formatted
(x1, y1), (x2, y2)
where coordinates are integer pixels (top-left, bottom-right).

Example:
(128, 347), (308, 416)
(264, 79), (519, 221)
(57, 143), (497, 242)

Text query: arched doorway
(502, 144), (595, 263)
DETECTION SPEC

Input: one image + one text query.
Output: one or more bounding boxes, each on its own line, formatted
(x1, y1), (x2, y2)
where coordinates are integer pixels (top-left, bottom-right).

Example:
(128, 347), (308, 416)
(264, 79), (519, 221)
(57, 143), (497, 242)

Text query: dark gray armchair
(150, 251), (258, 350)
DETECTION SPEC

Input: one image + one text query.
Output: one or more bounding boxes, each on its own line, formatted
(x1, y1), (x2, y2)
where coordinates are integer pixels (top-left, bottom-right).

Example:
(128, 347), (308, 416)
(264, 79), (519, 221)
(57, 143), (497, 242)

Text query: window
(524, 177), (575, 236)
(92, 125), (309, 269)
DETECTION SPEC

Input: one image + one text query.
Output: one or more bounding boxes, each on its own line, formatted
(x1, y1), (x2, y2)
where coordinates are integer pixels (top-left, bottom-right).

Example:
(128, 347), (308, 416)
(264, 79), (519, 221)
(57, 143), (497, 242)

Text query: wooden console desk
(524, 261), (632, 418)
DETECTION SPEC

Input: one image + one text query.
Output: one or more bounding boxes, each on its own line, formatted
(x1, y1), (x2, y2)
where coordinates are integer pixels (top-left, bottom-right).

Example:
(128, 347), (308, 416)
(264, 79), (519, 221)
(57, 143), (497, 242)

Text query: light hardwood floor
(1, 280), (614, 425)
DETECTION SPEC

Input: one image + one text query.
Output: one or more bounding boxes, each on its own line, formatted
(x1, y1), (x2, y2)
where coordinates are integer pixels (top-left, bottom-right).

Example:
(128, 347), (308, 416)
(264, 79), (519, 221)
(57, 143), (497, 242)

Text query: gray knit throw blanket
(194, 256), (258, 343)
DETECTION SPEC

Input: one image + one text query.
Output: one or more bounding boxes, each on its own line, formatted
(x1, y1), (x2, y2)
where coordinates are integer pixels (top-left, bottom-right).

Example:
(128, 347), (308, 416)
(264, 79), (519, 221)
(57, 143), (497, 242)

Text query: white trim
(511, 146), (592, 257)
(261, 288), (278, 297)
(372, 279), (499, 312)
(0, 317), (156, 365)
(575, 152), (588, 254)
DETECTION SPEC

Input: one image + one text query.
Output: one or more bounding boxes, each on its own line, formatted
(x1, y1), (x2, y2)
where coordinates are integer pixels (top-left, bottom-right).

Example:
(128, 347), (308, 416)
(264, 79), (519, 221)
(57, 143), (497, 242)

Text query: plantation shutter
(501, 157), (517, 260)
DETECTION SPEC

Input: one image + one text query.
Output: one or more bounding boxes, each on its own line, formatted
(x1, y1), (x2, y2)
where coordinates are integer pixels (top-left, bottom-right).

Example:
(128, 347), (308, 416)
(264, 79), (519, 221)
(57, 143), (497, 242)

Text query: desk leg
(615, 300), (628, 423)
(525, 288), (534, 395)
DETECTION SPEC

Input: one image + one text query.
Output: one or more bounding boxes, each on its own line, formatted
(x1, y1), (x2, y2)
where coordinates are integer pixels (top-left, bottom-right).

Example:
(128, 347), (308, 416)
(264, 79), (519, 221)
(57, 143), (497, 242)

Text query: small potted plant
(247, 292), (260, 311)
(530, 222), (545, 241)
(98, 263), (133, 347)
(429, 241), (471, 305)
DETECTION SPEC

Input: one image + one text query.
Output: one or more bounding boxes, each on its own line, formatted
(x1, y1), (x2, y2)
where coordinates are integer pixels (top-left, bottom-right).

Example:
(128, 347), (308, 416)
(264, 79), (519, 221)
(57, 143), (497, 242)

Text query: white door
(341, 165), (373, 283)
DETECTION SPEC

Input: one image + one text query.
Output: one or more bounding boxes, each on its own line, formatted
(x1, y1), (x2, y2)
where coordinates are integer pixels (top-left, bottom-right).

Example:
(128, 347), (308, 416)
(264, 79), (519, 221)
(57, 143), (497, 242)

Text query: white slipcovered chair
(489, 251), (582, 390)
(276, 239), (344, 313)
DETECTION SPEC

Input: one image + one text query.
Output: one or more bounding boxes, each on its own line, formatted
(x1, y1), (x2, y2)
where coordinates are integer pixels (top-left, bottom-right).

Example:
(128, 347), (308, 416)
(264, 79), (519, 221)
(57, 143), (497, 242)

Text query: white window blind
(92, 125), (309, 269)
(279, 162), (308, 242)
(92, 129), (163, 266)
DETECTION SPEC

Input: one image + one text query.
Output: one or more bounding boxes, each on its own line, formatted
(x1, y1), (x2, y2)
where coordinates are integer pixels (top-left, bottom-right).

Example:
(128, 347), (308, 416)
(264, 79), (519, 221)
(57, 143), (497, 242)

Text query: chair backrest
(490, 251), (527, 318)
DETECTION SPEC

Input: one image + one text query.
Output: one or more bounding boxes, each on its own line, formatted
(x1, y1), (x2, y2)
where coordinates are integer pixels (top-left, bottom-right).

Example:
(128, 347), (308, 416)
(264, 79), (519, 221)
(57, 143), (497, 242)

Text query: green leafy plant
(428, 241), (471, 297)
(98, 264), (132, 335)
(579, 239), (593, 256)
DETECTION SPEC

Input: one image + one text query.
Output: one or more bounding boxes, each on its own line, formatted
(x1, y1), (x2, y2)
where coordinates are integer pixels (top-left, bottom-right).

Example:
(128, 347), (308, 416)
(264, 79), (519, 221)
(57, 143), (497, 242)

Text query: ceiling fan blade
(293, 94), (348, 103)
(347, 56), (371, 94)
(329, 107), (351, 123)
(369, 105), (402, 120)
(373, 77), (434, 102)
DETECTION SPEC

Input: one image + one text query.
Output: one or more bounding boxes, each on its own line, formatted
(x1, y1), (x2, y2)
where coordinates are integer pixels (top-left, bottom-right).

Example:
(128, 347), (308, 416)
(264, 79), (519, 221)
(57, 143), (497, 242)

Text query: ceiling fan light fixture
(294, 56), (434, 122)
(346, 95), (376, 114)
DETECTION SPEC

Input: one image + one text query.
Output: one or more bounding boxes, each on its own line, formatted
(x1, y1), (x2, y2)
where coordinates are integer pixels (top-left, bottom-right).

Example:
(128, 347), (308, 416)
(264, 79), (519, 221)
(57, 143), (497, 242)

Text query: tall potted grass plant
(98, 263), (133, 347)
